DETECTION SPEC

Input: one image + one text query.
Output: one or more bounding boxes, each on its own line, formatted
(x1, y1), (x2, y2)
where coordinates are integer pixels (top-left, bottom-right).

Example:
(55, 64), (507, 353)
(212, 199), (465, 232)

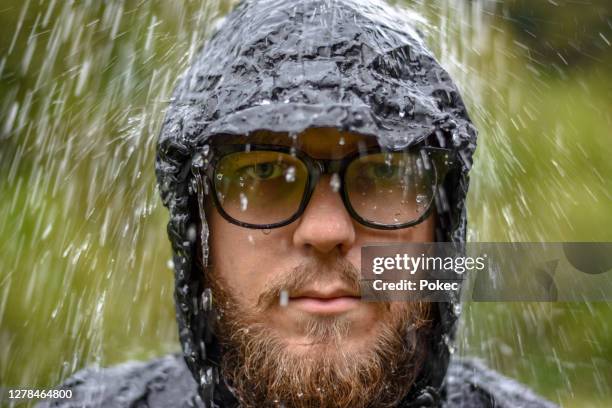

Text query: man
(41, 0), (556, 407)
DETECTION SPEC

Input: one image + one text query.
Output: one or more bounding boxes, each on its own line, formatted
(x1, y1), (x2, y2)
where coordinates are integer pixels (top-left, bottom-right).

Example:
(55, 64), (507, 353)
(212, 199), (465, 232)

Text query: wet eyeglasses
(195, 144), (456, 230)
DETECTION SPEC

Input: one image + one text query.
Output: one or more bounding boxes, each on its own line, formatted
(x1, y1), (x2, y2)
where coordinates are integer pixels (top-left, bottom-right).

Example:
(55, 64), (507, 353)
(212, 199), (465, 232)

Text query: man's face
(205, 128), (434, 407)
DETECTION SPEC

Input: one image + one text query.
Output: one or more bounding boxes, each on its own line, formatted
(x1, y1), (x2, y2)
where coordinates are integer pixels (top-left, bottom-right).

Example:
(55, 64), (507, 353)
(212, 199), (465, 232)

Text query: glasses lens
(214, 151), (308, 225)
(345, 152), (435, 226)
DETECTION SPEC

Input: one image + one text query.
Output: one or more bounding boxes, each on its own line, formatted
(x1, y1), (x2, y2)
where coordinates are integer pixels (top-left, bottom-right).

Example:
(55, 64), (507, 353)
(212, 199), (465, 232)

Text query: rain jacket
(40, 0), (557, 407)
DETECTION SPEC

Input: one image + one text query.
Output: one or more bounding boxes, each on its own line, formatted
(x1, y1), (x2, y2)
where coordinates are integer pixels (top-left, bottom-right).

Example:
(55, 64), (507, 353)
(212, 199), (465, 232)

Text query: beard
(206, 257), (432, 408)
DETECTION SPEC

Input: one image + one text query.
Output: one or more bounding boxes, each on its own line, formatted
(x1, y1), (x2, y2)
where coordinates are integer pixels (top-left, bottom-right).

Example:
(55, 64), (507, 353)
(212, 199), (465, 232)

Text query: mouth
(289, 287), (361, 315)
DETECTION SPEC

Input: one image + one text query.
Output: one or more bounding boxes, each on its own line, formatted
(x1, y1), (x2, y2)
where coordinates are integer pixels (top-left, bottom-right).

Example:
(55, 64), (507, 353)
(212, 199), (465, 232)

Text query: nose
(292, 175), (356, 255)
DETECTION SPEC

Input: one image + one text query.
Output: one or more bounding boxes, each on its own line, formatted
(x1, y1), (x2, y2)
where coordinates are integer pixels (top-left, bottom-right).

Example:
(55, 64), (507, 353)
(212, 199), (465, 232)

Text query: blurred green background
(0, 0), (610, 407)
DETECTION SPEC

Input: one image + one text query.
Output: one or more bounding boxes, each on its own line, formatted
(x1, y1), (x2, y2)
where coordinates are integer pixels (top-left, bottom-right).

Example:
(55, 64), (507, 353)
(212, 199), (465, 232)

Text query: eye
(241, 162), (284, 180)
(367, 163), (399, 179)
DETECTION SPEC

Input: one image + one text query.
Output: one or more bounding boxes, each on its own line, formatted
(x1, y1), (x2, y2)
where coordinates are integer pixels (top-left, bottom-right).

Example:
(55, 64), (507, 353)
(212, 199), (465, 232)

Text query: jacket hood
(155, 0), (477, 406)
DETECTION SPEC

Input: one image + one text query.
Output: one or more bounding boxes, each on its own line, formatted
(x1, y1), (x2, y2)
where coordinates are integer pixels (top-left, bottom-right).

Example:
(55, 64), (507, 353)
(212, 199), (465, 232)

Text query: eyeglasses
(195, 144), (456, 230)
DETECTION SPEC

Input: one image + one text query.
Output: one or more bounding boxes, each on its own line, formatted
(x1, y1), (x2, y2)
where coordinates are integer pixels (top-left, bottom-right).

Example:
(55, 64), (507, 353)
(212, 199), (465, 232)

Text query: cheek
(207, 209), (296, 305)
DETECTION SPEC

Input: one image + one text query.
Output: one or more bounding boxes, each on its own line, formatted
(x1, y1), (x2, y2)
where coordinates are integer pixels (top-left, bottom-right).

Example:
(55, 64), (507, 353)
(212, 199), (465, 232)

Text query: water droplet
(200, 367), (213, 385)
(216, 173), (223, 181)
(187, 224), (197, 242)
(420, 150), (432, 170)
(284, 166), (296, 182)
(262, 228), (271, 235)
(240, 193), (248, 211)
(330, 173), (341, 192)
(416, 194), (428, 213)
(453, 303), (462, 315)
(202, 288), (212, 312)
(192, 153), (204, 168)
(279, 290), (289, 307)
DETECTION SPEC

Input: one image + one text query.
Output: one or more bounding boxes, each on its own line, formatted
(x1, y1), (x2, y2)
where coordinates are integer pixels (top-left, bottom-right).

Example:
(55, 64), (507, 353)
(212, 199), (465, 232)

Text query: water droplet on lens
(240, 193), (248, 211)
(284, 166), (296, 182)
(416, 194), (428, 213)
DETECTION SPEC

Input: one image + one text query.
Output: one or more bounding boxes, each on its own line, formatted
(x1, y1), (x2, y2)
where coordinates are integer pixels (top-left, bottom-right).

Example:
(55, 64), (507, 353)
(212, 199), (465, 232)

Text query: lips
(288, 287), (361, 315)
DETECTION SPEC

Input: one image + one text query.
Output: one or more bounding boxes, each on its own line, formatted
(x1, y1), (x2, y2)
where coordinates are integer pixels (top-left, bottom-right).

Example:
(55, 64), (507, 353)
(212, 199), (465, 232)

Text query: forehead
(214, 128), (380, 158)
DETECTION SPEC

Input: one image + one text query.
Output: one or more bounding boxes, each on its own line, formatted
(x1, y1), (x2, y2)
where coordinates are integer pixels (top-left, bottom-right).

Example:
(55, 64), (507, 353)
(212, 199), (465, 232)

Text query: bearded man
(40, 0), (556, 407)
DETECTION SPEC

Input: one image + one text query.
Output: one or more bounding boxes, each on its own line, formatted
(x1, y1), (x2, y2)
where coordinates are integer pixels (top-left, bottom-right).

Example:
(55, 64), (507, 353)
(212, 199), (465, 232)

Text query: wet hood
(155, 0), (477, 406)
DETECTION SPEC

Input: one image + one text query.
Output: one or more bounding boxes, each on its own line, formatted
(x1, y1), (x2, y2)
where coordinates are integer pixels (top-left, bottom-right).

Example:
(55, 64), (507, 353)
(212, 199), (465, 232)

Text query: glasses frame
(196, 143), (457, 230)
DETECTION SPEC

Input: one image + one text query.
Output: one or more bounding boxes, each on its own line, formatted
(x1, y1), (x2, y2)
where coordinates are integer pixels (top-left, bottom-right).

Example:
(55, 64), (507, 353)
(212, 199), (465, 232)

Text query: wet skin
(207, 128), (434, 353)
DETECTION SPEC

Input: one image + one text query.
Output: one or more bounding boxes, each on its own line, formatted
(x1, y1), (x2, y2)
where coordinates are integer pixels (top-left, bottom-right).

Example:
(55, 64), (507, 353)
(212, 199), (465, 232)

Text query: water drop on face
(262, 228), (271, 235)
(284, 166), (296, 182)
(330, 173), (341, 192)
(279, 290), (289, 307)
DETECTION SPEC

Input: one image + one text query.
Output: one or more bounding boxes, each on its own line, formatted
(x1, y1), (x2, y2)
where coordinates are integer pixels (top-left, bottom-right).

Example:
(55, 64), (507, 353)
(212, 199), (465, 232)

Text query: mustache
(256, 257), (362, 310)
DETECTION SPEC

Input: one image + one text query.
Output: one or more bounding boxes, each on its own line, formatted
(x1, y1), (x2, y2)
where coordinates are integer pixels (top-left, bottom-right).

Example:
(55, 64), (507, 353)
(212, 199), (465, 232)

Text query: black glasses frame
(195, 144), (457, 230)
